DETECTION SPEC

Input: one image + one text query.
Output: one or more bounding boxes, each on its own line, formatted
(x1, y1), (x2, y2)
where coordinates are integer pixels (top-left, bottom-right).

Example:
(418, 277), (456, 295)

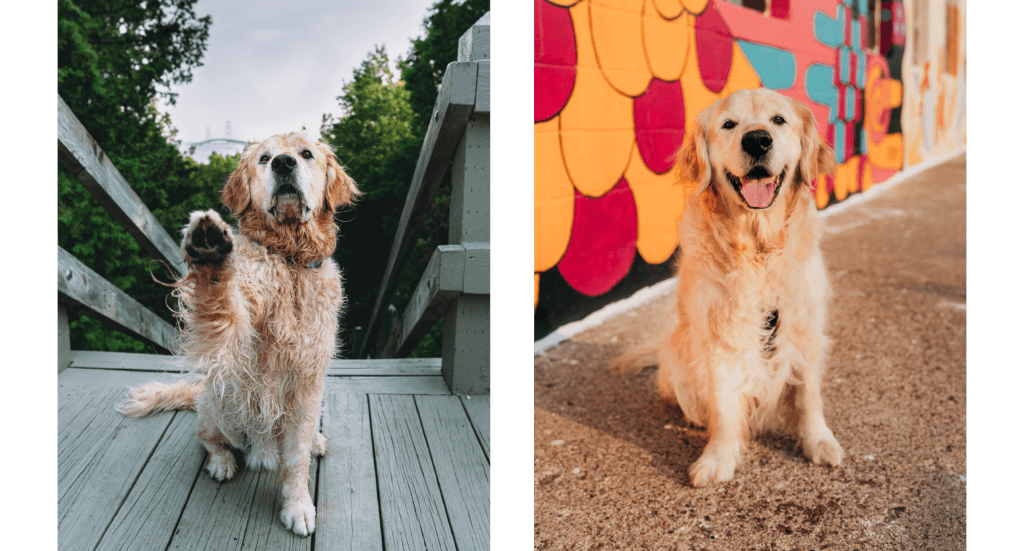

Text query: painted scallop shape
(681, 41), (761, 135)
(625, 143), (687, 264)
(535, 0), (578, 122)
(535, 117), (576, 272)
(643, 4), (691, 82)
(589, 0), (653, 97)
(693, 1), (733, 93)
(633, 78), (686, 174)
(681, 0), (709, 14)
(546, 0), (583, 5)
(558, 178), (639, 296)
(651, 0), (684, 19)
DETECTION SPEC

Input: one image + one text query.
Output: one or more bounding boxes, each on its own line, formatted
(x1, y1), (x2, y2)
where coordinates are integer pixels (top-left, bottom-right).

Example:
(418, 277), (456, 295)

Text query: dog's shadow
(535, 339), (808, 486)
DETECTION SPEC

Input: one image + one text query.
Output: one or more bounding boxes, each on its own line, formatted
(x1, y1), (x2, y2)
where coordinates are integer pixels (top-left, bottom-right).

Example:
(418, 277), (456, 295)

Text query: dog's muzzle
(725, 165), (786, 210)
(268, 154), (309, 223)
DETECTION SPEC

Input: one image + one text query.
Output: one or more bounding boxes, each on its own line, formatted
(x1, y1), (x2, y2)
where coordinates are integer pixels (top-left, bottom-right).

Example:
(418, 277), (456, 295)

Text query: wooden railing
(57, 95), (183, 362)
(359, 14), (490, 394)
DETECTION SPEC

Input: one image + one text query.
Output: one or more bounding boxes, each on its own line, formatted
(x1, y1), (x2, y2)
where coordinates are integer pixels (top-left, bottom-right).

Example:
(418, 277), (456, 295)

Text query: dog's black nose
(741, 130), (773, 158)
(271, 154), (298, 175)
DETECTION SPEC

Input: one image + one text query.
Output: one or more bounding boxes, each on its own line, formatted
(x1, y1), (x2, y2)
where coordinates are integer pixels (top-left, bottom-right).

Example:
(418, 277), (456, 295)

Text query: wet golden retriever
(641, 88), (841, 487)
(119, 132), (360, 536)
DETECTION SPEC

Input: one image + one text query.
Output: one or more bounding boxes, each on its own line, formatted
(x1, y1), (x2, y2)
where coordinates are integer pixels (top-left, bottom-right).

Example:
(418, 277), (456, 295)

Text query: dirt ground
(534, 153), (966, 550)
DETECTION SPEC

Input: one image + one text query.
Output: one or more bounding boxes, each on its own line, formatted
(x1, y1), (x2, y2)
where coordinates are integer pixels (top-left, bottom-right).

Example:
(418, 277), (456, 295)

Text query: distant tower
(185, 118), (248, 161)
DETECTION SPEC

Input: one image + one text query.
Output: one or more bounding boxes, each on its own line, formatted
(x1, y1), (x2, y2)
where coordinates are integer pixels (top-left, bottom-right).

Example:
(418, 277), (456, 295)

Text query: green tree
(326, 46), (416, 175)
(402, 0), (490, 132)
(58, 0), (212, 351)
(325, 1), (489, 358)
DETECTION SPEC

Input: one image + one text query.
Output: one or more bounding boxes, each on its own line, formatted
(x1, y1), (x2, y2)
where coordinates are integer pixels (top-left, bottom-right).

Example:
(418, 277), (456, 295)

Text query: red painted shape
(847, 116), (856, 157)
(694, 2), (733, 93)
(535, 0), (577, 122)
(633, 79), (686, 174)
(558, 179), (638, 296)
(770, 0), (790, 20)
(837, 86), (846, 120)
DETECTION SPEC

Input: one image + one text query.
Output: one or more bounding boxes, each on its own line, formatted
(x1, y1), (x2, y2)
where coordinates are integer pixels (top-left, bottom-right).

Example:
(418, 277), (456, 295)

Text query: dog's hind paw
(206, 449), (237, 481)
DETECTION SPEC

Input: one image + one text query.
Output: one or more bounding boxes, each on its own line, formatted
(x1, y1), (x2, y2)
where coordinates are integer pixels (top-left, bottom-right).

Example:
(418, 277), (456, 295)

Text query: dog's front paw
(206, 448), (237, 481)
(183, 210), (234, 267)
(689, 446), (740, 487)
(311, 432), (327, 457)
(802, 429), (844, 467)
(280, 500), (316, 537)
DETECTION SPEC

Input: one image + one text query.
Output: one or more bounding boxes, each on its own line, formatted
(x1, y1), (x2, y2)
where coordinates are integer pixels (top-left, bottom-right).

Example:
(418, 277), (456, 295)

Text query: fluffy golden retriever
(119, 132), (360, 536)
(636, 88), (841, 487)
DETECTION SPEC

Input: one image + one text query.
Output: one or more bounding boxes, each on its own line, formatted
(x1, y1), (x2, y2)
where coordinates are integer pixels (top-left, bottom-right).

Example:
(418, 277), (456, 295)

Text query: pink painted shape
(694, 2), (733, 94)
(535, 0), (577, 122)
(870, 165), (899, 184)
(633, 79), (686, 174)
(558, 179), (638, 296)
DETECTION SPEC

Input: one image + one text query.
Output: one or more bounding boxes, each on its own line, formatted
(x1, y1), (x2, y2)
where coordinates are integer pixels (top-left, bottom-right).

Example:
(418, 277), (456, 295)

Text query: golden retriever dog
(635, 88), (841, 487)
(119, 132), (360, 536)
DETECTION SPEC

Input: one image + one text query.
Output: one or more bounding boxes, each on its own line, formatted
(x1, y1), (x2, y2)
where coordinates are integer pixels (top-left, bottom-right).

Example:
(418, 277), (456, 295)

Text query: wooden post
(59, 306), (72, 373)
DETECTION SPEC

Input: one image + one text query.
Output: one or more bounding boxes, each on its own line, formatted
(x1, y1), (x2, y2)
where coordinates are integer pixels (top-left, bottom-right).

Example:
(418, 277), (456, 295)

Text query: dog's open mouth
(726, 166), (786, 209)
(269, 183), (309, 222)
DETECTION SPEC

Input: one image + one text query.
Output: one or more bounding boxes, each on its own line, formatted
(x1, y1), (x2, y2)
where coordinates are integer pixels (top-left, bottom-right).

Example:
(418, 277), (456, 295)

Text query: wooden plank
(59, 367), (189, 390)
(370, 395), (457, 551)
(58, 95), (187, 277)
(328, 357), (441, 377)
(315, 393), (383, 551)
(340, 376), (449, 395)
(376, 245), (464, 359)
(441, 300), (490, 393)
(475, 60), (490, 114)
(457, 13), (490, 62)
(416, 395), (490, 551)
(58, 386), (175, 551)
(448, 117), (490, 245)
(460, 395), (490, 461)
(60, 368), (450, 395)
(95, 412), (205, 551)
(70, 350), (441, 376)
(59, 246), (178, 353)
(168, 456), (316, 550)
(375, 243), (488, 360)
(59, 305), (72, 373)
(70, 350), (187, 372)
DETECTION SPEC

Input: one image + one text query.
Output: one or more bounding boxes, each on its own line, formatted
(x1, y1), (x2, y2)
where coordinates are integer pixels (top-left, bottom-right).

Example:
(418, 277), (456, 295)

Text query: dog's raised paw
(184, 210), (234, 266)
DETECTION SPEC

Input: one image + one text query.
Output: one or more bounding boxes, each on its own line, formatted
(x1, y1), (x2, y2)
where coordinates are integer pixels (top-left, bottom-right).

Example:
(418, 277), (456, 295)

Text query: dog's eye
(301, 150), (313, 159)
(722, 120), (736, 130)
(772, 116), (786, 125)
(259, 154), (270, 164)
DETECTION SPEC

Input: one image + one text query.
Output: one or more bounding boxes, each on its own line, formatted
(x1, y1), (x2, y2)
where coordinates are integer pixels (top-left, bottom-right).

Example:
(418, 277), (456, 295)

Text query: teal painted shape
(736, 41), (796, 90)
(858, 0), (867, 14)
(846, 86), (856, 122)
(857, 54), (866, 88)
(852, 19), (860, 50)
(839, 46), (850, 83)
(834, 122), (846, 163)
(806, 64), (838, 123)
(861, 128), (868, 156)
(881, 8), (891, 22)
(813, 10), (842, 48)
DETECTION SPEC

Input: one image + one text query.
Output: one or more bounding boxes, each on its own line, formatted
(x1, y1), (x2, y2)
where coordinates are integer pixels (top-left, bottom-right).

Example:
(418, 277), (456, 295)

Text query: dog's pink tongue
(740, 178), (776, 208)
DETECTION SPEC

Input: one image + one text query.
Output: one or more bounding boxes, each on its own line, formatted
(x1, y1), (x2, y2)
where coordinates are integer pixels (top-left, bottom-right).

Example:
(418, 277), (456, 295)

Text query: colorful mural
(901, 0), (966, 166)
(534, 0), (965, 328)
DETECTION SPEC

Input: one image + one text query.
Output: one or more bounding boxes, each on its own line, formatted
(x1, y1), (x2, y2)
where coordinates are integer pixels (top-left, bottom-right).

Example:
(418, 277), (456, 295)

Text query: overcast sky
(164, 0), (438, 158)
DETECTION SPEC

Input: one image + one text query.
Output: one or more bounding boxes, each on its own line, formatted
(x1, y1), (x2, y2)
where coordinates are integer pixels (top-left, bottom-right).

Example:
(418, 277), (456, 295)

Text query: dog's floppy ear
(676, 101), (715, 194)
(788, 97), (837, 185)
(222, 145), (254, 216)
(318, 142), (362, 211)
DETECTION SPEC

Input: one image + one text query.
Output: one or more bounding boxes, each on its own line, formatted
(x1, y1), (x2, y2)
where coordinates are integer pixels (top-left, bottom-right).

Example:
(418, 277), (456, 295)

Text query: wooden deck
(58, 352), (490, 551)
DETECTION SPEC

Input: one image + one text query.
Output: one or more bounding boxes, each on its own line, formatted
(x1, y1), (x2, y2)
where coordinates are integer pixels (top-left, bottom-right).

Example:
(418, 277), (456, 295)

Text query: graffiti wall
(901, 0), (966, 165)
(534, 0), (965, 335)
